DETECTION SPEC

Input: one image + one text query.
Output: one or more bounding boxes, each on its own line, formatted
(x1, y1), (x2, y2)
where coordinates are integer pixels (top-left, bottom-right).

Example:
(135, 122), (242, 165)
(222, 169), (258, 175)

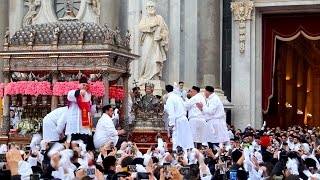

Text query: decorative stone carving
(23, 0), (41, 26)
(28, 29), (36, 45)
(231, 0), (254, 53)
(103, 23), (113, 44)
(10, 58), (57, 68)
(2, 71), (11, 79)
(114, 27), (122, 46)
(100, 70), (111, 76)
(78, 23), (86, 44)
(53, 27), (60, 45)
(4, 27), (9, 45)
(124, 30), (131, 48)
(87, 0), (100, 16)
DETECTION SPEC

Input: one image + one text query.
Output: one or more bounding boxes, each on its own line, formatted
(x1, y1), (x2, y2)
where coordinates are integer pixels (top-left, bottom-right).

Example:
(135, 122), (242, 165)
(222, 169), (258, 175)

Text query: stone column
(184, 0), (198, 87)
(101, 70), (110, 106)
(122, 73), (130, 120)
(51, 71), (59, 111)
(99, 0), (120, 27)
(198, 0), (220, 88)
(0, 0), (9, 83)
(230, 1), (255, 129)
(2, 71), (10, 135)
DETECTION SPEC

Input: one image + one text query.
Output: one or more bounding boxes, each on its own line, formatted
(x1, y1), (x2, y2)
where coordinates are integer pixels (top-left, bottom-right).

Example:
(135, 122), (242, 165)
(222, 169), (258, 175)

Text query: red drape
(262, 13), (320, 113)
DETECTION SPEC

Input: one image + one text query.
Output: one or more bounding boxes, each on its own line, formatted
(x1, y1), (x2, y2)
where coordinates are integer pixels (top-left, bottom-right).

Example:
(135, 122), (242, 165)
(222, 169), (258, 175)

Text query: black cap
(79, 76), (88, 84)
(192, 86), (200, 93)
(205, 86), (214, 93)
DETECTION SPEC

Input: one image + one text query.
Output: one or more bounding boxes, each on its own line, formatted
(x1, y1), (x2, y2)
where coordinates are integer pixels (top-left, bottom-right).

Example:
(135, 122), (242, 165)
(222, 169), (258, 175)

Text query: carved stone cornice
(2, 71), (10, 79)
(231, 0), (254, 53)
(100, 70), (111, 76)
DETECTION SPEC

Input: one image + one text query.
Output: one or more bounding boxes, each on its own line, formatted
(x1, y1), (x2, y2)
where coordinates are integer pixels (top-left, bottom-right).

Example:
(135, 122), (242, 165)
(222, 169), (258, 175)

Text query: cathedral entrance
(265, 36), (320, 128)
(262, 13), (320, 128)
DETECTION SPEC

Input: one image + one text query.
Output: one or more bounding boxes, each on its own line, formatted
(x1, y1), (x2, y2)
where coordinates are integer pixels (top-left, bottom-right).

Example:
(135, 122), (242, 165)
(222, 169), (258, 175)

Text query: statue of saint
(140, 83), (160, 113)
(137, 1), (169, 85)
(4, 27), (9, 44)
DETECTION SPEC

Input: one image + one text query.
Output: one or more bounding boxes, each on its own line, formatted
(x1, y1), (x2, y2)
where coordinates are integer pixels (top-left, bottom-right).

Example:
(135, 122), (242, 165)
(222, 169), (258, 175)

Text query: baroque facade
(1, 0), (320, 130)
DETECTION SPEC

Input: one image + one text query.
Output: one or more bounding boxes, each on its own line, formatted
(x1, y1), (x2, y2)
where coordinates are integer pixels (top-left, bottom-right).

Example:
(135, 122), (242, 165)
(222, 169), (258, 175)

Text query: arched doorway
(262, 13), (320, 128)
(266, 35), (320, 128)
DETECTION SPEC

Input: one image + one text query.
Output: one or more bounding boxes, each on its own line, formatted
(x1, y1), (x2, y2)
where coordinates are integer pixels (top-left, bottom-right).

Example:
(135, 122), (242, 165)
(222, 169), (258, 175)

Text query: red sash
(78, 95), (91, 128)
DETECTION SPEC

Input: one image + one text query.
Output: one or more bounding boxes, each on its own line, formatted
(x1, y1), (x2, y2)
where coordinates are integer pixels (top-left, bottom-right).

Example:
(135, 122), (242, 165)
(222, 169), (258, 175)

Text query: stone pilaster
(122, 73), (130, 120)
(231, 0), (256, 129)
(51, 71), (59, 111)
(2, 71), (10, 135)
(101, 70), (110, 106)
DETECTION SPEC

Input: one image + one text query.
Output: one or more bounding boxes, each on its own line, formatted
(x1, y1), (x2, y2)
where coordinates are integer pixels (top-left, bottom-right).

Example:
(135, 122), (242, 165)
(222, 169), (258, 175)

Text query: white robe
(185, 93), (207, 143)
(165, 92), (194, 150)
(202, 93), (229, 143)
(93, 113), (119, 149)
(65, 90), (92, 136)
(42, 107), (68, 142)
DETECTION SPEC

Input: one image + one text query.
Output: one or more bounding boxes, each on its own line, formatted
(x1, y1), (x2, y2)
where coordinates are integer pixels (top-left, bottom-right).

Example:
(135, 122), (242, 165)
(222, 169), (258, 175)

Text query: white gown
(42, 106), (68, 142)
(65, 90), (92, 136)
(93, 113), (119, 149)
(203, 93), (230, 143)
(185, 93), (207, 143)
(165, 92), (194, 150)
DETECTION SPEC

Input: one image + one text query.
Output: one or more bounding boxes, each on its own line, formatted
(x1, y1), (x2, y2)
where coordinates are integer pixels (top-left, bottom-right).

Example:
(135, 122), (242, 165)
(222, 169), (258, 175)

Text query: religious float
(0, 10), (170, 151)
(0, 17), (139, 145)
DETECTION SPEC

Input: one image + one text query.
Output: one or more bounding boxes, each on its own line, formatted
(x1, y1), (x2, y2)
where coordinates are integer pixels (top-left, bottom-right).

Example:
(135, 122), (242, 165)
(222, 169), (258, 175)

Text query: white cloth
(185, 93), (207, 143)
(112, 108), (119, 126)
(202, 93), (229, 143)
(65, 90), (92, 136)
(42, 107), (68, 142)
(94, 113), (119, 149)
(165, 92), (194, 150)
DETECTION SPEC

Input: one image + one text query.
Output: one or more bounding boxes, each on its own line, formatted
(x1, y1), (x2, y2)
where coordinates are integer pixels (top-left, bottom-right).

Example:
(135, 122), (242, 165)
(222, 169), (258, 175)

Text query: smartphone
(84, 167), (96, 178)
(137, 172), (150, 180)
(163, 163), (171, 175)
(110, 142), (114, 149)
(25, 145), (31, 151)
(127, 165), (137, 172)
(115, 153), (122, 159)
(30, 174), (40, 180)
(0, 154), (7, 162)
(230, 170), (237, 180)
(179, 166), (190, 177)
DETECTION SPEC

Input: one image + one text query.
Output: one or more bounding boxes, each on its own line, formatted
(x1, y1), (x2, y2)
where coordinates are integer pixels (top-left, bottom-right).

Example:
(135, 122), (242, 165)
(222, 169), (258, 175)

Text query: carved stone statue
(137, 1), (169, 86)
(60, 0), (77, 20)
(103, 23), (113, 44)
(4, 27), (9, 45)
(114, 27), (121, 45)
(78, 24), (85, 43)
(87, 0), (100, 16)
(23, 0), (41, 26)
(52, 27), (60, 44)
(125, 30), (131, 47)
(28, 29), (36, 44)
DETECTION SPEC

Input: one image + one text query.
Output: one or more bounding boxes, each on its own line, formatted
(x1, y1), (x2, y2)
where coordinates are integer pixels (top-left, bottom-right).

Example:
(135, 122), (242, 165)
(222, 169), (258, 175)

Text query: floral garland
(4, 81), (53, 96)
(53, 81), (124, 99)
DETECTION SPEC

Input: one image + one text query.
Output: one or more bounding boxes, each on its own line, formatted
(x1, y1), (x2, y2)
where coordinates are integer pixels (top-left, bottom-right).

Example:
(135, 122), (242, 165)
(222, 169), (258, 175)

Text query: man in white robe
(165, 85), (194, 151)
(94, 105), (125, 149)
(42, 106), (68, 142)
(184, 86), (207, 148)
(196, 86), (230, 149)
(173, 81), (187, 100)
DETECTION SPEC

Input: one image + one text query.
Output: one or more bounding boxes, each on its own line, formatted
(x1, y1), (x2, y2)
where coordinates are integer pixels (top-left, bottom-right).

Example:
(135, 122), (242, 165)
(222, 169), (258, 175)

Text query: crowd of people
(2, 78), (320, 180)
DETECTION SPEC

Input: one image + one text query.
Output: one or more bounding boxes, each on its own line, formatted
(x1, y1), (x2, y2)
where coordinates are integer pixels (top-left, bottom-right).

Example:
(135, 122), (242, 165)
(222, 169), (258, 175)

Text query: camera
(137, 172), (150, 180)
(115, 153), (122, 159)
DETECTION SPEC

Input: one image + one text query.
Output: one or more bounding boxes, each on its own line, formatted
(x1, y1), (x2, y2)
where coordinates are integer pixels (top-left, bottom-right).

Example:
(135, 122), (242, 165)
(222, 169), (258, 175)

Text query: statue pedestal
(140, 80), (165, 96)
(129, 129), (171, 153)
